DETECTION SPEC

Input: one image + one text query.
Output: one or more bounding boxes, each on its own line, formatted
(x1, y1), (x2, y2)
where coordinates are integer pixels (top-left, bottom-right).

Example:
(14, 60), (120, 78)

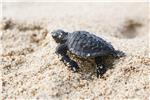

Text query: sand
(1, 2), (150, 100)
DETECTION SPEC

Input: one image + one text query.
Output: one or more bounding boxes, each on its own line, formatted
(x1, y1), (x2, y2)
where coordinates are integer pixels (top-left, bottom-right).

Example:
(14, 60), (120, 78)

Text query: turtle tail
(111, 50), (126, 58)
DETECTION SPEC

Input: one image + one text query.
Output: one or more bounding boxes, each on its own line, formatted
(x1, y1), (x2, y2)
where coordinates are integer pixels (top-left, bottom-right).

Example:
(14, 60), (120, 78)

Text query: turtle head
(51, 29), (68, 44)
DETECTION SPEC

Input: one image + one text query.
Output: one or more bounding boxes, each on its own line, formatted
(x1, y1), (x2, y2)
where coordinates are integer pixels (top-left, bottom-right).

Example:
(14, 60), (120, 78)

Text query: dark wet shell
(67, 31), (115, 57)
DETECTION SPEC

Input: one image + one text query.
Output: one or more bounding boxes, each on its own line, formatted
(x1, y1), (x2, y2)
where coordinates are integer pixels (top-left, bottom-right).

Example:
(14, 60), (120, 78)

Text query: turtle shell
(67, 31), (115, 58)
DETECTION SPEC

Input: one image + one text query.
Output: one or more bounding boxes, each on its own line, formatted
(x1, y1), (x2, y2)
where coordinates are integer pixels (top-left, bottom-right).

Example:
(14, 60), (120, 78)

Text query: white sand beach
(1, 2), (150, 100)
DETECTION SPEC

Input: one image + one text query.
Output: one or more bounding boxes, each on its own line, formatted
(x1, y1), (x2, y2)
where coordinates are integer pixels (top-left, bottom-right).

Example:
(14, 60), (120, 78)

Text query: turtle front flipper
(56, 44), (79, 72)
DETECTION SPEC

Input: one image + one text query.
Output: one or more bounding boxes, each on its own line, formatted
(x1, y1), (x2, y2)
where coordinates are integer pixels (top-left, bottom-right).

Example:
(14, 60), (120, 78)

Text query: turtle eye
(58, 34), (62, 38)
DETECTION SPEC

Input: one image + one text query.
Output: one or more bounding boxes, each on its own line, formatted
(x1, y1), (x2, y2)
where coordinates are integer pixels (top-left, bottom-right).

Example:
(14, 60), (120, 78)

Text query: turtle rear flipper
(112, 50), (126, 58)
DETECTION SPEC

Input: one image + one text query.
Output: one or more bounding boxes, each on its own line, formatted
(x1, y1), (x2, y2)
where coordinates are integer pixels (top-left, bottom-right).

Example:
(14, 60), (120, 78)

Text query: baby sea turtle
(51, 29), (124, 77)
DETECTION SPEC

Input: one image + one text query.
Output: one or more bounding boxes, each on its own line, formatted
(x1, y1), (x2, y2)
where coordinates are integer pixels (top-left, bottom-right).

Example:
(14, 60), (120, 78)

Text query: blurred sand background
(1, 2), (150, 100)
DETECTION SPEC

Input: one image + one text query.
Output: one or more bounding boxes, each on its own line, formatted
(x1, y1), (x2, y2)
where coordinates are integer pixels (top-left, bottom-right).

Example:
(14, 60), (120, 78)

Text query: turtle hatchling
(51, 29), (124, 77)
